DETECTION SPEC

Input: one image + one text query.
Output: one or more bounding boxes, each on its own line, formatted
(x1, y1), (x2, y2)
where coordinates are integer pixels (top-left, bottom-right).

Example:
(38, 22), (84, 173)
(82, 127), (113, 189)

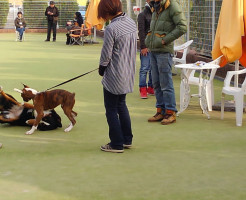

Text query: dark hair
(98, 0), (122, 20)
(75, 12), (83, 27)
(50, 1), (55, 5)
(17, 11), (22, 15)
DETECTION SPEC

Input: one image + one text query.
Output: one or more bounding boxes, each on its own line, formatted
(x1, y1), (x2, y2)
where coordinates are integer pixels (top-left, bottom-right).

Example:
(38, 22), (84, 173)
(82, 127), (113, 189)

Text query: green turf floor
(0, 33), (246, 200)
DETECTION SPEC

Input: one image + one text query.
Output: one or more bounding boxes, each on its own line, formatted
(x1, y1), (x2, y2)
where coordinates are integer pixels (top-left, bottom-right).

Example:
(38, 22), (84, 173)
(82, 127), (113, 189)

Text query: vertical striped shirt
(99, 13), (137, 95)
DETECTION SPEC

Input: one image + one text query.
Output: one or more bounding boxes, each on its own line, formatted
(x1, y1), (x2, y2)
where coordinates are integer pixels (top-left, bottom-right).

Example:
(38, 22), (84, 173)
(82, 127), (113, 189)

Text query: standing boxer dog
(15, 84), (77, 135)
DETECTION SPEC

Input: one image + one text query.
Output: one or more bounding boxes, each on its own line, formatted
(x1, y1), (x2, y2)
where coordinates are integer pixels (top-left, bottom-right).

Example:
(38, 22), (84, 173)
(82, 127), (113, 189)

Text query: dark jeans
(16, 27), (25, 40)
(47, 20), (57, 40)
(103, 88), (133, 150)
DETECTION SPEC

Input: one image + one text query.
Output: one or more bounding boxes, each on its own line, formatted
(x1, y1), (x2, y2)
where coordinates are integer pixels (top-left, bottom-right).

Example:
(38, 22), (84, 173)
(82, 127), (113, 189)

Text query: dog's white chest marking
(6, 105), (24, 119)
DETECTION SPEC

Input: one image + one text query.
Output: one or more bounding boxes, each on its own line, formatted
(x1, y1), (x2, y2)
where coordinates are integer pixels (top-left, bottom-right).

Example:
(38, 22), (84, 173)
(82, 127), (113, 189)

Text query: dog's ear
(14, 88), (23, 94)
(22, 83), (29, 88)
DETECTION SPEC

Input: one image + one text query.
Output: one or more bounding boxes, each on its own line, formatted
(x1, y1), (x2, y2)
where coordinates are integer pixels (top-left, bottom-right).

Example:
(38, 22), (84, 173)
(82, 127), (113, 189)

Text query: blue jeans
(139, 53), (152, 87)
(150, 52), (177, 113)
(103, 88), (133, 150)
(16, 27), (25, 40)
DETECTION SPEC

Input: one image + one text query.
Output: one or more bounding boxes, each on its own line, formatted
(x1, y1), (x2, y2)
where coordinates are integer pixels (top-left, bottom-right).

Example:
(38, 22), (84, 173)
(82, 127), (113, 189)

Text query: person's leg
(103, 88), (124, 150)
(52, 21), (57, 41)
(19, 28), (24, 40)
(66, 33), (70, 45)
(16, 28), (21, 40)
(156, 53), (177, 113)
(139, 54), (150, 98)
(146, 52), (154, 94)
(118, 94), (133, 146)
(46, 21), (52, 41)
(139, 54), (149, 88)
(150, 52), (165, 111)
(148, 52), (165, 122)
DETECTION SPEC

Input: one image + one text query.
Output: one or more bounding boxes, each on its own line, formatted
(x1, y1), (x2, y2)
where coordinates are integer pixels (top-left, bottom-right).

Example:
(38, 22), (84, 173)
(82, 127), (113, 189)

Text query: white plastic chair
(221, 68), (246, 126)
(188, 55), (223, 111)
(173, 40), (193, 65)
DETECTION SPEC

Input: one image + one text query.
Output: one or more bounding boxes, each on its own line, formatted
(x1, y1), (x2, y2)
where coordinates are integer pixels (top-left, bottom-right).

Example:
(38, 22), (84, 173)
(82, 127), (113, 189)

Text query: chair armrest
(224, 68), (246, 87)
(70, 29), (81, 32)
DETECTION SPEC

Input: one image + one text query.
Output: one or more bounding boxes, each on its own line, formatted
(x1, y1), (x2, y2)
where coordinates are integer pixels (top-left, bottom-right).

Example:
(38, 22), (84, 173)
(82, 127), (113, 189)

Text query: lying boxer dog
(0, 86), (62, 130)
(14, 84), (77, 135)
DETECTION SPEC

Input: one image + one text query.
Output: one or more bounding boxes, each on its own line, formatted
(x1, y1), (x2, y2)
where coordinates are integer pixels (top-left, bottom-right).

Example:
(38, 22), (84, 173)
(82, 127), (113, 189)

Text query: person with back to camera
(15, 11), (26, 42)
(45, 1), (59, 42)
(138, 0), (154, 99)
(98, 0), (137, 153)
(145, 0), (187, 125)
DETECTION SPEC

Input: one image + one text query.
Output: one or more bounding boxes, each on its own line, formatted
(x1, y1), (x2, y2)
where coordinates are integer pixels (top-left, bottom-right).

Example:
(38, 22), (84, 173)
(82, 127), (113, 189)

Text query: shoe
(172, 73), (177, 76)
(0, 143), (2, 149)
(53, 39), (56, 42)
(123, 143), (132, 149)
(45, 39), (50, 42)
(140, 87), (148, 99)
(161, 112), (176, 125)
(148, 112), (164, 122)
(147, 87), (155, 95)
(100, 143), (124, 153)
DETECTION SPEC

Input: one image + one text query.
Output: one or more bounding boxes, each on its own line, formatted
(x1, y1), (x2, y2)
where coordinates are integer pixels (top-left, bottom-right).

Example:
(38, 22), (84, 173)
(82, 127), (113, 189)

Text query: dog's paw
(64, 123), (73, 132)
(25, 130), (34, 135)
(0, 86), (3, 92)
(25, 126), (37, 135)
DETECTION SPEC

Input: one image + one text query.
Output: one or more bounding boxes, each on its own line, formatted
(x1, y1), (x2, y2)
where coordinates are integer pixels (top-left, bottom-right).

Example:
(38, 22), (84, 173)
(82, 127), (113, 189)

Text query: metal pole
(127, 0), (132, 18)
(13, 2), (16, 20)
(234, 60), (239, 88)
(187, 0), (190, 41)
(212, 0), (215, 46)
(93, 25), (97, 42)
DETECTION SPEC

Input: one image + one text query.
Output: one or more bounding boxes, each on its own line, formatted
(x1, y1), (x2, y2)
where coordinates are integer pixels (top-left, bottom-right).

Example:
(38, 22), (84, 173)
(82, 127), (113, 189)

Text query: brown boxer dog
(14, 84), (77, 135)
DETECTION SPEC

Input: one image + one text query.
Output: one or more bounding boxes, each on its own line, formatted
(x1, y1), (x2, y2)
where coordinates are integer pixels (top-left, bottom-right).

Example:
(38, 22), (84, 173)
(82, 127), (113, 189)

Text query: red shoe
(147, 87), (155, 95)
(140, 87), (148, 99)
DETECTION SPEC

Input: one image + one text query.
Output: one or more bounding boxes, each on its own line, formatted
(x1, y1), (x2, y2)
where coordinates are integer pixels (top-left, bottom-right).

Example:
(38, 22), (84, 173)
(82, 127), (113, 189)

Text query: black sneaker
(45, 39), (50, 42)
(53, 39), (56, 42)
(100, 143), (124, 153)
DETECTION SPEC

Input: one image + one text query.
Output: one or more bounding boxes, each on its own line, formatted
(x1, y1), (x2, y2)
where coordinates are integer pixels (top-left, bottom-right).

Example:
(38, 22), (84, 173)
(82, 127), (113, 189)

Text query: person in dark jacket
(15, 12), (26, 41)
(138, 0), (154, 99)
(145, 0), (187, 125)
(45, 1), (59, 42)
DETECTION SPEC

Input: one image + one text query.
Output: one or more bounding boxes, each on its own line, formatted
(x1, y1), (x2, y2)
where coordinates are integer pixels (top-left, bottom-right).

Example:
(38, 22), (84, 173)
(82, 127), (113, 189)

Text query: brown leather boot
(161, 110), (176, 125)
(148, 108), (164, 122)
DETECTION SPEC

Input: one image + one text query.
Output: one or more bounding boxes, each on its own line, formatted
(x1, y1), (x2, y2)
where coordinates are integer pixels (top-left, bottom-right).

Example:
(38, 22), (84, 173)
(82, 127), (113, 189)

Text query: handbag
(53, 16), (58, 22)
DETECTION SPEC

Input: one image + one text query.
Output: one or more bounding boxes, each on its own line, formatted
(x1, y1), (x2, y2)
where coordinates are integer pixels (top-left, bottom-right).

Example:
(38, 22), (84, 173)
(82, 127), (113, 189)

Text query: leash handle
(46, 68), (98, 91)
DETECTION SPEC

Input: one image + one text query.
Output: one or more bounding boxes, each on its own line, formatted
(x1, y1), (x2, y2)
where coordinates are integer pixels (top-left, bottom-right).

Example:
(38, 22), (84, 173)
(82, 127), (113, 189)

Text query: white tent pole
(234, 60), (239, 87)
(93, 25), (96, 42)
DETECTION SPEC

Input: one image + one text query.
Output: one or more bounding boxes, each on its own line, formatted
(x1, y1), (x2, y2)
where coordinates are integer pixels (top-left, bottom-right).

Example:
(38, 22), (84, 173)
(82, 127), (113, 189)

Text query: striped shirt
(100, 13), (137, 95)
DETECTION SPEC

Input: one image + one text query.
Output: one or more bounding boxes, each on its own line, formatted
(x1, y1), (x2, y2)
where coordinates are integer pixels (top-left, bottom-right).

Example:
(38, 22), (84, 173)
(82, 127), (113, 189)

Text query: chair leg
(206, 84), (212, 112)
(235, 95), (244, 126)
(221, 93), (225, 120)
(211, 82), (215, 105)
